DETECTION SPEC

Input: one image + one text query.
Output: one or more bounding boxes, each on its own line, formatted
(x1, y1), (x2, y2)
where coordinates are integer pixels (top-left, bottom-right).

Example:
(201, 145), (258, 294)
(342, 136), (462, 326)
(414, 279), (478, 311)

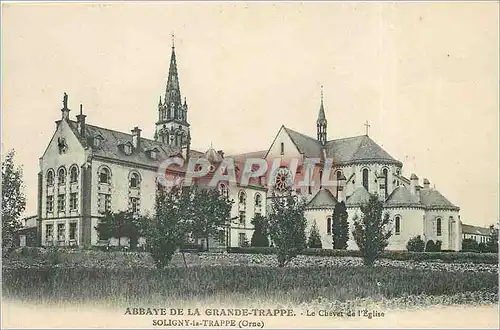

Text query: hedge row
(227, 247), (499, 264)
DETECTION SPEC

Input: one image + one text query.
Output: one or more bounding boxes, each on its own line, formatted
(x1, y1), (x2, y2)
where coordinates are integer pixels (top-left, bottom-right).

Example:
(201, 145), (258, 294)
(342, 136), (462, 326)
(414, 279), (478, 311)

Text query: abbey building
(37, 44), (462, 251)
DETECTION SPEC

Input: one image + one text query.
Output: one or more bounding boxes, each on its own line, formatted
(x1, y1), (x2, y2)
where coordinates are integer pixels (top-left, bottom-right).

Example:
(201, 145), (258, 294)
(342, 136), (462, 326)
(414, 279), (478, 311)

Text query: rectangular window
(46, 195), (54, 213)
(395, 217), (401, 235)
(57, 194), (65, 213)
(238, 233), (246, 247)
(280, 142), (284, 155)
(69, 193), (78, 210)
(130, 197), (139, 214)
(98, 193), (111, 213)
(239, 211), (245, 226)
(218, 230), (225, 244)
(57, 223), (65, 243)
(327, 217), (332, 235)
(69, 222), (77, 241)
(45, 224), (54, 243)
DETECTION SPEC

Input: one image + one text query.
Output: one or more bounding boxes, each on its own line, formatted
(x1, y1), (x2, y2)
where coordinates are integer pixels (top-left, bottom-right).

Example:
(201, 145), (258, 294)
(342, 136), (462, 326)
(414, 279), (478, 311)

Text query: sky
(2, 2), (498, 227)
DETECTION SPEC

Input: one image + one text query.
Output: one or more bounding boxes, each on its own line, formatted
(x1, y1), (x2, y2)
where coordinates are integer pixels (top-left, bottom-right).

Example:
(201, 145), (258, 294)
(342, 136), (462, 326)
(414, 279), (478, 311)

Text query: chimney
(423, 178), (430, 189)
(410, 173), (419, 195)
(337, 173), (346, 202)
(131, 127), (141, 149)
(76, 104), (86, 137)
(377, 172), (386, 201)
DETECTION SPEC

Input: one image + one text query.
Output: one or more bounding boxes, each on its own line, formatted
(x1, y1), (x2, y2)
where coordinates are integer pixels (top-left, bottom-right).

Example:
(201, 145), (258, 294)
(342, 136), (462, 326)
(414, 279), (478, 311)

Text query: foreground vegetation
(3, 264), (498, 307)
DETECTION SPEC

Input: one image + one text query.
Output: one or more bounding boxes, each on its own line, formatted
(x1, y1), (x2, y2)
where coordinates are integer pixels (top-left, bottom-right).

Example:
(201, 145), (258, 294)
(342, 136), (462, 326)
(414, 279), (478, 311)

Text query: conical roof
(306, 188), (337, 210)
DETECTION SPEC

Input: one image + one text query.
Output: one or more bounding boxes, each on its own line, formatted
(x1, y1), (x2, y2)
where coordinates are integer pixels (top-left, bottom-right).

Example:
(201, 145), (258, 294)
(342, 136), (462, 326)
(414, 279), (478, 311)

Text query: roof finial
(171, 32), (175, 49)
(79, 104), (83, 115)
(364, 120), (371, 136)
(320, 85), (324, 104)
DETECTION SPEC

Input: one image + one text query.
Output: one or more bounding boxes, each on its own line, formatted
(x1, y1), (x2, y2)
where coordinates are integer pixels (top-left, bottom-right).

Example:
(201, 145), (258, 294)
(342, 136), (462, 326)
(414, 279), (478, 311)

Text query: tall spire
(317, 85), (327, 145)
(164, 36), (181, 107)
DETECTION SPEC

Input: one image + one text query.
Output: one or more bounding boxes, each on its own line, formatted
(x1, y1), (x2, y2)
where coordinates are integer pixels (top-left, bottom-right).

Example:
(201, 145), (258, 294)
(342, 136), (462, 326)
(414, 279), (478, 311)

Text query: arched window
(218, 183), (228, 196)
(238, 190), (246, 204)
(46, 169), (54, 186)
(395, 215), (401, 235)
(255, 193), (262, 207)
(70, 165), (79, 183)
(129, 172), (140, 188)
(382, 168), (388, 197)
(336, 170), (343, 196)
(362, 168), (369, 191)
(57, 167), (66, 185)
(327, 217), (332, 235)
(99, 167), (111, 184)
(280, 142), (284, 155)
(436, 217), (442, 236)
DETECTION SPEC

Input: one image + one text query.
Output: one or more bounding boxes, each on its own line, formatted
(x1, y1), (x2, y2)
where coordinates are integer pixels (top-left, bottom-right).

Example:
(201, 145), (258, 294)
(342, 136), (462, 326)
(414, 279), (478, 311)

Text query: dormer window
(94, 135), (103, 148)
(123, 143), (132, 155)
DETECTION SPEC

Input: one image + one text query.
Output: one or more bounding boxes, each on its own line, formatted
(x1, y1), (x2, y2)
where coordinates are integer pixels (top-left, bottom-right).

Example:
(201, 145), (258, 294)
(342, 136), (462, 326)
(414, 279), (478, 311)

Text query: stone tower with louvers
(316, 87), (327, 146)
(155, 41), (191, 153)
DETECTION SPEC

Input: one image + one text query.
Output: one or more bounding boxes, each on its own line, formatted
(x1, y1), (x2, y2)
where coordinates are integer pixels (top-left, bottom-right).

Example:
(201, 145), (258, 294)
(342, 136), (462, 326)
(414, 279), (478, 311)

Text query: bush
(425, 240), (436, 252)
(462, 238), (479, 251)
(307, 223), (322, 249)
(406, 235), (425, 252)
(227, 247), (498, 264)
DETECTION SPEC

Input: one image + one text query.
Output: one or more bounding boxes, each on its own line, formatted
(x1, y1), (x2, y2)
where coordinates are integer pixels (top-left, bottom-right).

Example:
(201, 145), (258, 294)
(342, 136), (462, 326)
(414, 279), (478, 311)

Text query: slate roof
(419, 188), (460, 211)
(385, 186), (423, 208)
(306, 188), (338, 209)
(345, 187), (371, 207)
(461, 224), (491, 236)
(68, 120), (181, 170)
(228, 150), (268, 163)
(283, 126), (401, 166)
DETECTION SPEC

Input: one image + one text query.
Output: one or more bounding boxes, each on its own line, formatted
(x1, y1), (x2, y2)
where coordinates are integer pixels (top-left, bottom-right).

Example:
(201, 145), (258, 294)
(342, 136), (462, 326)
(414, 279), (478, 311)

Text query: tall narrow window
(239, 211), (246, 226)
(383, 168), (388, 197)
(69, 222), (77, 241)
(436, 217), (442, 236)
(69, 193), (78, 211)
(46, 195), (54, 213)
(99, 167), (110, 184)
(57, 194), (66, 213)
(238, 233), (246, 247)
(336, 170), (342, 197)
(130, 197), (140, 214)
(239, 191), (246, 204)
(130, 172), (140, 188)
(45, 224), (54, 244)
(362, 168), (369, 191)
(57, 223), (65, 243)
(280, 142), (284, 155)
(319, 169), (323, 189)
(47, 169), (54, 186)
(70, 166), (78, 183)
(58, 167), (66, 185)
(327, 217), (332, 235)
(395, 216), (401, 235)
(255, 193), (262, 207)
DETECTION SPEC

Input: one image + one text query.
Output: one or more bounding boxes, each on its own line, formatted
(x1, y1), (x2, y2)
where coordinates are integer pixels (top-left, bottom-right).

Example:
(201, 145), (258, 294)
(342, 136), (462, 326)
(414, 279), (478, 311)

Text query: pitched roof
(68, 120), (181, 170)
(282, 126), (401, 166)
(461, 224), (491, 236)
(419, 188), (460, 211)
(345, 187), (371, 207)
(228, 150), (267, 163)
(283, 127), (324, 158)
(325, 135), (401, 166)
(385, 186), (424, 208)
(306, 188), (337, 209)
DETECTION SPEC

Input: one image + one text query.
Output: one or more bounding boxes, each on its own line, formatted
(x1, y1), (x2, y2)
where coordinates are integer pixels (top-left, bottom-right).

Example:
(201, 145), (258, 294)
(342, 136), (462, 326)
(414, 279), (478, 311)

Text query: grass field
(3, 249), (498, 309)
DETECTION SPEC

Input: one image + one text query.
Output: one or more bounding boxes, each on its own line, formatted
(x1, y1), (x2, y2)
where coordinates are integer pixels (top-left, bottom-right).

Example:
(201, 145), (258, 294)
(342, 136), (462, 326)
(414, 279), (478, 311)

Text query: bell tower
(317, 86), (327, 145)
(155, 35), (190, 152)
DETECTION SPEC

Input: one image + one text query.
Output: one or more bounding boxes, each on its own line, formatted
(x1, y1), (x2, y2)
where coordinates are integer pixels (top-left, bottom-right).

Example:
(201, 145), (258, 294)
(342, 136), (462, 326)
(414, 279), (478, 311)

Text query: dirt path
(2, 300), (498, 328)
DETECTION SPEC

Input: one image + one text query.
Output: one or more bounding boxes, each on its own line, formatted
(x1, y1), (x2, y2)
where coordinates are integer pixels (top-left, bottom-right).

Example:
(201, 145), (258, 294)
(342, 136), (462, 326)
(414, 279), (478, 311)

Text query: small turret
(316, 86), (327, 146)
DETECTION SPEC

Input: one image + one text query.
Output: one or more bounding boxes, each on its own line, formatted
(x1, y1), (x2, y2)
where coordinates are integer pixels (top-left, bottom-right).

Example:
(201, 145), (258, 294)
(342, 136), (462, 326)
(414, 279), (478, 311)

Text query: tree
(332, 201), (349, 249)
(486, 225), (498, 253)
(435, 240), (442, 252)
(2, 150), (26, 252)
(95, 210), (144, 249)
(143, 184), (193, 268)
(406, 235), (425, 252)
(251, 213), (269, 247)
(461, 238), (479, 252)
(267, 191), (307, 267)
(352, 194), (392, 266)
(189, 186), (234, 251)
(425, 240), (436, 252)
(307, 222), (322, 248)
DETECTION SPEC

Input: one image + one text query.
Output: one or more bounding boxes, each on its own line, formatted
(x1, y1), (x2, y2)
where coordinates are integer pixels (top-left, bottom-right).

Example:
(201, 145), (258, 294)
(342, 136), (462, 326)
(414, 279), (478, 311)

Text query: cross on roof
(364, 120), (371, 136)
(171, 32), (175, 48)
